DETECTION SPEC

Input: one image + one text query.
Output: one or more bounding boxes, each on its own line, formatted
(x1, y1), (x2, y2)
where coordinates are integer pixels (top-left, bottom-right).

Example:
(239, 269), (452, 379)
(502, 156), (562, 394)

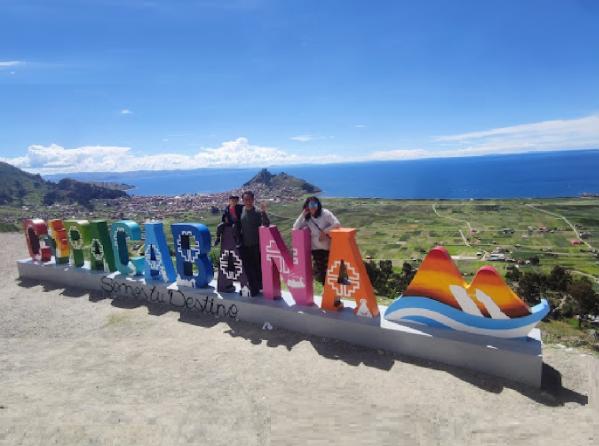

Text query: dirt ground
(0, 232), (598, 445)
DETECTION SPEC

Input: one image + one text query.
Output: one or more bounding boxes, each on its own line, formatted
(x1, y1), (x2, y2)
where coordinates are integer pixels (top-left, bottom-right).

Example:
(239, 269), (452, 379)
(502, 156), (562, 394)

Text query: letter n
(260, 226), (314, 306)
(144, 222), (176, 283)
(321, 228), (379, 317)
(23, 218), (52, 262)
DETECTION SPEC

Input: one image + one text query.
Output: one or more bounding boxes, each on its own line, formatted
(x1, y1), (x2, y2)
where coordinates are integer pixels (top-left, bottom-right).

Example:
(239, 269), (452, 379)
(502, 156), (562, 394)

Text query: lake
(47, 150), (599, 199)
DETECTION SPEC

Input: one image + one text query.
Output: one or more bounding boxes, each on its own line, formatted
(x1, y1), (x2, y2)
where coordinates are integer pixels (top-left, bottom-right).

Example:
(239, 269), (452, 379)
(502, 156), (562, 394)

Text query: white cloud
(0, 60), (22, 68)
(355, 124), (367, 128)
(434, 114), (599, 152)
(371, 114), (599, 161)
(2, 115), (598, 173)
(120, 109), (133, 115)
(1, 144), (133, 173)
(290, 134), (315, 142)
(0, 138), (341, 174)
(368, 149), (430, 160)
(290, 134), (334, 142)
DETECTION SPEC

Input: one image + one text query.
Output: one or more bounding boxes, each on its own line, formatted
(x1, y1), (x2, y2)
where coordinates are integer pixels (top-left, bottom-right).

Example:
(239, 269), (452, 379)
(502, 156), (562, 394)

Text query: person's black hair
(229, 195), (240, 200)
(303, 196), (322, 218)
(242, 191), (254, 199)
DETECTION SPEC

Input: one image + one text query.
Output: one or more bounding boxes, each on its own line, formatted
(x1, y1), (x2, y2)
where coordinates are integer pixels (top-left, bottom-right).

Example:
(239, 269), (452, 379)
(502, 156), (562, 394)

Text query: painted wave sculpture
(384, 246), (550, 338)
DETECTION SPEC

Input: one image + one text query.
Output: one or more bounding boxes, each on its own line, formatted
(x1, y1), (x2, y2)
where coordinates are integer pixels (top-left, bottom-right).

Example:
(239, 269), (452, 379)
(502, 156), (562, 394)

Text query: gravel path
(0, 232), (598, 445)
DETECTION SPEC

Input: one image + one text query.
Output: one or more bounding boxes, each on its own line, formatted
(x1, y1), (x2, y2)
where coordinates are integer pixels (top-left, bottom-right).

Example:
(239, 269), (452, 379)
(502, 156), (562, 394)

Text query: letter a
(144, 222), (176, 283)
(217, 225), (249, 293)
(260, 226), (314, 306)
(321, 228), (379, 317)
(88, 220), (117, 272)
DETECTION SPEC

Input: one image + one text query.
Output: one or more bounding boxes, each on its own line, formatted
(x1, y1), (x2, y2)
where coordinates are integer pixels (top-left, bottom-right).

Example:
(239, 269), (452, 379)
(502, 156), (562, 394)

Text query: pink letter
(259, 226), (314, 306)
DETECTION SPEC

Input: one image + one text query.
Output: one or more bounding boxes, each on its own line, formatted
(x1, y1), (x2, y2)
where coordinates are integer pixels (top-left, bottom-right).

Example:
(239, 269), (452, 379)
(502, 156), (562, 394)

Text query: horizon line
(36, 147), (599, 177)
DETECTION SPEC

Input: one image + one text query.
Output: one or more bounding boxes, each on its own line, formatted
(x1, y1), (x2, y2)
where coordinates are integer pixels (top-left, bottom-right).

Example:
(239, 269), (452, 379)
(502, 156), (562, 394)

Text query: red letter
(23, 218), (52, 262)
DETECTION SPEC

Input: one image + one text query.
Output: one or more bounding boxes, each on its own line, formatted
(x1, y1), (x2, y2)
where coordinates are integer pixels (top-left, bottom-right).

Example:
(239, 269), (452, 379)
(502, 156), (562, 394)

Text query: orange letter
(321, 228), (379, 317)
(48, 219), (70, 264)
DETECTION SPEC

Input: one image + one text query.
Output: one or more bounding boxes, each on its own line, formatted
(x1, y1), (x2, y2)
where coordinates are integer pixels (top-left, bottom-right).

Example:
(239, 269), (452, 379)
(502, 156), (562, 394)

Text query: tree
(568, 278), (599, 327)
(365, 260), (379, 286)
(528, 255), (540, 266)
(547, 265), (572, 292)
(505, 265), (521, 283)
(365, 260), (416, 299)
(518, 271), (547, 304)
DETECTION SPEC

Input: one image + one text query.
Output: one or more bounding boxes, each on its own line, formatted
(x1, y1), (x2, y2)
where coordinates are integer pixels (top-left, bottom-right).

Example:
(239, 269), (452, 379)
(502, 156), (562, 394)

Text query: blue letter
(111, 220), (144, 276)
(171, 223), (213, 288)
(144, 222), (176, 283)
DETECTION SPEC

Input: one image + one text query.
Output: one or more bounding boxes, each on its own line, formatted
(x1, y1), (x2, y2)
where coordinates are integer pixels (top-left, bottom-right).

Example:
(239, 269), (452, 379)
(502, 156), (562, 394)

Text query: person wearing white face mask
(292, 196), (341, 284)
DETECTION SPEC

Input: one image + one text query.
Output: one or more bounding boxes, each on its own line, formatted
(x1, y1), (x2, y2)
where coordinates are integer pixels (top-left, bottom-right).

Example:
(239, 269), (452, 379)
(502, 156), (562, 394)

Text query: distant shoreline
(40, 150), (599, 199)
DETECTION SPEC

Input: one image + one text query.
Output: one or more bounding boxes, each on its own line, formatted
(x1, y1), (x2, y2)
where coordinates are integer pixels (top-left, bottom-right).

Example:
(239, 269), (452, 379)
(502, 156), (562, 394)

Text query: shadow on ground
(16, 277), (589, 407)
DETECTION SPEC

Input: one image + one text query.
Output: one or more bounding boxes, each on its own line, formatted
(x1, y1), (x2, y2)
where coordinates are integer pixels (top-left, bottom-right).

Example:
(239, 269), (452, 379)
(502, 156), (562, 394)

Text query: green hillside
(0, 161), (48, 206)
(0, 161), (128, 208)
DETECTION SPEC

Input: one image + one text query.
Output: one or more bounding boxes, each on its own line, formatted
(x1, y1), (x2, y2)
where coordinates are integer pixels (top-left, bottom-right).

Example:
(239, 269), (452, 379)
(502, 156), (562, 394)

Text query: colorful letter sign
(217, 225), (248, 293)
(260, 226), (314, 306)
(23, 218), (52, 262)
(321, 228), (379, 317)
(18, 214), (550, 341)
(111, 220), (144, 276)
(384, 246), (550, 338)
(88, 220), (116, 272)
(64, 220), (91, 267)
(171, 223), (213, 288)
(144, 222), (176, 283)
(48, 219), (70, 264)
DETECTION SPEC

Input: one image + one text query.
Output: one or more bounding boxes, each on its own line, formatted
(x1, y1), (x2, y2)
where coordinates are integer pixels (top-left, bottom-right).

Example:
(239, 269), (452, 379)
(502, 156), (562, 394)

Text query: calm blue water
(47, 150), (599, 199)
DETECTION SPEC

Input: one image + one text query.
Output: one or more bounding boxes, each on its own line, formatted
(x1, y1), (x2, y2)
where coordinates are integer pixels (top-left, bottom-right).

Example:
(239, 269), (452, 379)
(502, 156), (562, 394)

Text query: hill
(242, 168), (320, 195)
(0, 161), (48, 206)
(0, 161), (128, 209)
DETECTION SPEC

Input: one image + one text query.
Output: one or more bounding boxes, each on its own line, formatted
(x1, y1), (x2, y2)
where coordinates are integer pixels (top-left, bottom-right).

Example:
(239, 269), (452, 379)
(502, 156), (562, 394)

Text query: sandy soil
(0, 232), (598, 445)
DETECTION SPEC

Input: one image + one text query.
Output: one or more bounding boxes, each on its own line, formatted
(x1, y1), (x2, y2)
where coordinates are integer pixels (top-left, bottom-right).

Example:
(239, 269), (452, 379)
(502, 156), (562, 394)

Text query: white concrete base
(17, 259), (544, 388)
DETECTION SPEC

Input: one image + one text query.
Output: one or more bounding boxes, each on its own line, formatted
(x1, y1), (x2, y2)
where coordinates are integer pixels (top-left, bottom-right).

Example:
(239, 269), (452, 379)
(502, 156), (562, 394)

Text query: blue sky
(1, 0), (599, 173)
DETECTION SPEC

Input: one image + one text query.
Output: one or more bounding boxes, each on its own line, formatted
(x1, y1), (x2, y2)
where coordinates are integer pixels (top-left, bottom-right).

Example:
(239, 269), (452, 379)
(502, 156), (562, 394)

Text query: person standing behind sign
(293, 196), (341, 284)
(214, 195), (243, 247)
(239, 191), (270, 296)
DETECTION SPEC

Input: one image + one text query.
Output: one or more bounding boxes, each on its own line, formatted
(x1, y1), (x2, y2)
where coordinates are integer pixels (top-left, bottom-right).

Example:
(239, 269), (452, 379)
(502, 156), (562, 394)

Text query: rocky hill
(242, 169), (320, 196)
(0, 161), (128, 209)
